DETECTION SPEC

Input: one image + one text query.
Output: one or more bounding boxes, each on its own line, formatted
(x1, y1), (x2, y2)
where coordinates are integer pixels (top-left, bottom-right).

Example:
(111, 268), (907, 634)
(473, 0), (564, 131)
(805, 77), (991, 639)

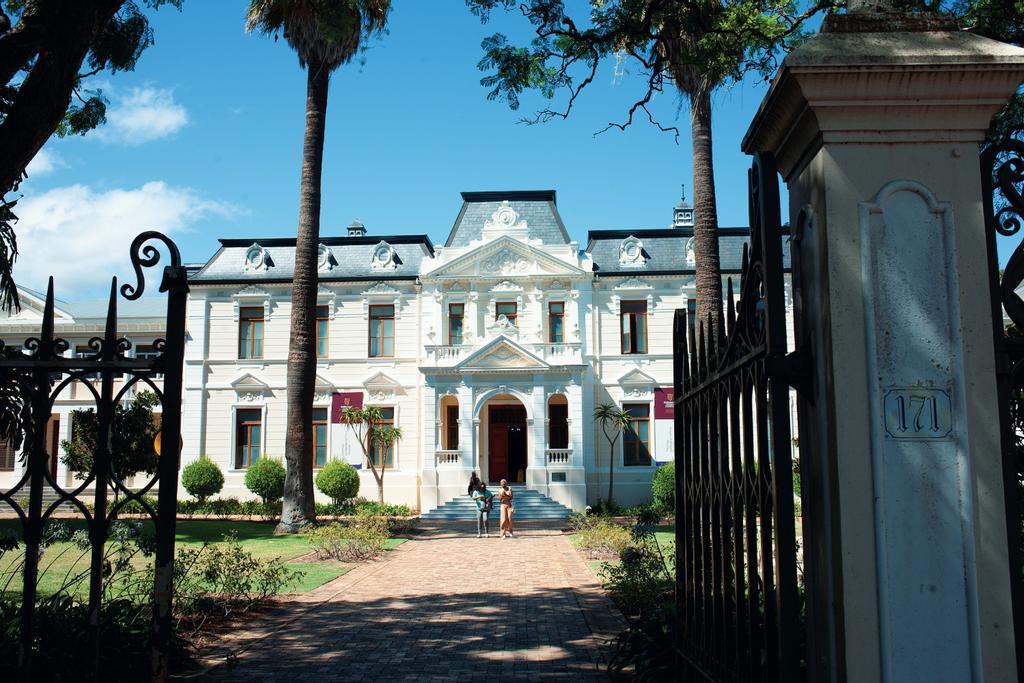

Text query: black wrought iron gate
(980, 139), (1024, 678)
(672, 153), (807, 681)
(0, 232), (187, 680)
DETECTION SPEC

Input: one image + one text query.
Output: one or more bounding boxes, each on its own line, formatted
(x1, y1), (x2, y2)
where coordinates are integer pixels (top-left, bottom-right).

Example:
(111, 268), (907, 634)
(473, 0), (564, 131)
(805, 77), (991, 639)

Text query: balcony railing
(424, 341), (581, 365)
(546, 448), (571, 465)
(435, 449), (461, 466)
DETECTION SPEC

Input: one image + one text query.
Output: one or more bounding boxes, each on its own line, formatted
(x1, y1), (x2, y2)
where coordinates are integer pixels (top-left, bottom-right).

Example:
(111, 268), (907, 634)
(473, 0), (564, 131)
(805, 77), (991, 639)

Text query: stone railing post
(743, 9), (1024, 682)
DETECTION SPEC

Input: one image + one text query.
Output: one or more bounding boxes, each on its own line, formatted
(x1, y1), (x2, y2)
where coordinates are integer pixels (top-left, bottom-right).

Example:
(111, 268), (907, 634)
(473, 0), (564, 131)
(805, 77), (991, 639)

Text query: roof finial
(680, 183), (686, 203)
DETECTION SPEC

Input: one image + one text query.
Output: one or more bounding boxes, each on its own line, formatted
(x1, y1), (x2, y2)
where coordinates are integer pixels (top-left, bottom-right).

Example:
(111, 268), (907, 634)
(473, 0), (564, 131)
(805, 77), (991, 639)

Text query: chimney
(347, 219), (366, 237)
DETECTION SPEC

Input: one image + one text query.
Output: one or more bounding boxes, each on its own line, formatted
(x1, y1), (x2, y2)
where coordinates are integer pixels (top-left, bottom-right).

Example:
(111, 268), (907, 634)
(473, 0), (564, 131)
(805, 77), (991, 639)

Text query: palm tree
(247, 0), (390, 533)
(593, 402), (632, 506)
(343, 405), (404, 504)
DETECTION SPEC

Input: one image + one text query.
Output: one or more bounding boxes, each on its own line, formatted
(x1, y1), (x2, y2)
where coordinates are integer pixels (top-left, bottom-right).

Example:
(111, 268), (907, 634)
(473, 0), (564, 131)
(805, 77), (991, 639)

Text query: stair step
(422, 487), (572, 520)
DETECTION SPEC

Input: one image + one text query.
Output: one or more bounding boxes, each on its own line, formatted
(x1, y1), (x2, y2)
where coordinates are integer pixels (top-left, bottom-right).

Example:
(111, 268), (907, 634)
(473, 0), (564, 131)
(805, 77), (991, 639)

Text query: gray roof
(445, 191), (570, 247)
(189, 235), (434, 284)
(587, 228), (757, 276)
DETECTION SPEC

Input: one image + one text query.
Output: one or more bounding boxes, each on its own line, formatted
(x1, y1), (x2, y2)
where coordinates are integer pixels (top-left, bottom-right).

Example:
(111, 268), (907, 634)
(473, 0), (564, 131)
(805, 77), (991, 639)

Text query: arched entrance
(482, 396), (527, 483)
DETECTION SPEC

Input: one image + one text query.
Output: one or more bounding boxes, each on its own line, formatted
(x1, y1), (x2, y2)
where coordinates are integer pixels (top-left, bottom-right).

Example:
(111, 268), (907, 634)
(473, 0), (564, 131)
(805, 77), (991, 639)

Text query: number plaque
(882, 387), (953, 440)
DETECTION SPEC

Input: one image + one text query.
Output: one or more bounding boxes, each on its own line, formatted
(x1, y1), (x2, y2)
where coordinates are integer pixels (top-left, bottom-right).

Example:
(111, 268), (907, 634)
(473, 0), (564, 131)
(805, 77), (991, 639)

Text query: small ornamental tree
(594, 402), (632, 506)
(181, 457), (224, 504)
(316, 459), (360, 504)
(61, 390), (160, 482)
(651, 461), (675, 512)
(342, 406), (403, 504)
(245, 458), (286, 504)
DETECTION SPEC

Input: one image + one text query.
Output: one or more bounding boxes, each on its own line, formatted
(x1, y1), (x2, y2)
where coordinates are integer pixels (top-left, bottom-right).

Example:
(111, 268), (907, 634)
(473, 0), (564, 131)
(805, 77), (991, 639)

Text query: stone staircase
(420, 486), (572, 521)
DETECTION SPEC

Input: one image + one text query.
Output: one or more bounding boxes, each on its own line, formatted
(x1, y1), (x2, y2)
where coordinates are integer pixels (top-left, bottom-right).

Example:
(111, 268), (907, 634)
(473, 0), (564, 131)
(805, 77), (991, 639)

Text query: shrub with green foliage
(651, 461), (675, 512)
(569, 514), (632, 559)
(181, 457), (225, 503)
(304, 516), (390, 562)
(244, 458), (285, 504)
(315, 459), (359, 503)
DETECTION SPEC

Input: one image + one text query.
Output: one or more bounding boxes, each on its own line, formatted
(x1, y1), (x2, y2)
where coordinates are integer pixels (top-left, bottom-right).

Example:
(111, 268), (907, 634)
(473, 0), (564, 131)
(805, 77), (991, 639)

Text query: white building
(0, 190), (756, 512)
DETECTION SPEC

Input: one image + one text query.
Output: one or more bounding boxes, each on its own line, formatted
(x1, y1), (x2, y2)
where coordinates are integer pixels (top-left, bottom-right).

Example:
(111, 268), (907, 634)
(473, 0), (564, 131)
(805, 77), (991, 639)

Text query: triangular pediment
(362, 371), (401, 390)
(231, 372), (269, 391)
(425, 235), (585, 280)
(314, 373), (335, 391)
(618, 368), (656, 387)
(457, 336), (549, 372)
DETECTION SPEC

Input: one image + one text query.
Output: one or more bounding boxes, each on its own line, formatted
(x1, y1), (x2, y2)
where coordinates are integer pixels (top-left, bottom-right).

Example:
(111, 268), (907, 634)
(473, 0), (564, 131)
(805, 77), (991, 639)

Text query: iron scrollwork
(0, 231), (188, 680)
(981, 135), (1024, 678)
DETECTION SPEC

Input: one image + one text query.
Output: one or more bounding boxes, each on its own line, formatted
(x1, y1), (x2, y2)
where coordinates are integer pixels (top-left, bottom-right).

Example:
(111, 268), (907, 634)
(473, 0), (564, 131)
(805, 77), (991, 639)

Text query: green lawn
(0, 519), (406, 598)
(580, 523), (676, 578)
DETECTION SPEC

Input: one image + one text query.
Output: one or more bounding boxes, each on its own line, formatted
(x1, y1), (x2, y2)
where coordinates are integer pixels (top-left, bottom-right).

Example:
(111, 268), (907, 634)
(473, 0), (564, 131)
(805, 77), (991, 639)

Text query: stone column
(420, 384), (439, 512)
(743, 11), (1024, 682)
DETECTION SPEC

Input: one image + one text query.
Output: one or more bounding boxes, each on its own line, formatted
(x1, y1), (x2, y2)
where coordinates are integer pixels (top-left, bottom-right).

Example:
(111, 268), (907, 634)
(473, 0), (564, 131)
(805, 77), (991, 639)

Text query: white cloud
(13, 182), (236, 292)
(25, 149), (64, 177)
(100, 87), (188, 145)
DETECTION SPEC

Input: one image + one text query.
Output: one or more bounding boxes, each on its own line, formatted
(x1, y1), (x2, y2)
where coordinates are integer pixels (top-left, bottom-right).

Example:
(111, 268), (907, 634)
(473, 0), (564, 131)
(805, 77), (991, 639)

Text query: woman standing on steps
(498, 479), (515, 538)
(467, 471), (481, 497)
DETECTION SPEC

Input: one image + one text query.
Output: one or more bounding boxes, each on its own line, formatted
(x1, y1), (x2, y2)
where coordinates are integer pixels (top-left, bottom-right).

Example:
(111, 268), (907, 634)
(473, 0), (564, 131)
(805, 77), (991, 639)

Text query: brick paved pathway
(192, 528), (624, 681)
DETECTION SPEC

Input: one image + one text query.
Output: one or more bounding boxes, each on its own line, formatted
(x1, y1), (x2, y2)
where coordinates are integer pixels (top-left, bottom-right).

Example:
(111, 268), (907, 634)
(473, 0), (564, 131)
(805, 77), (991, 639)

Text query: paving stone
(191, 532), (624, 681)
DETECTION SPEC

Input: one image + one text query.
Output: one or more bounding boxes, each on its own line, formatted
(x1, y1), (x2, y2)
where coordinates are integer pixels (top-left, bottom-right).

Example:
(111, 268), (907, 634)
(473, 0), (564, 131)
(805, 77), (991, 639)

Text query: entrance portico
(420, 335), (587, 512)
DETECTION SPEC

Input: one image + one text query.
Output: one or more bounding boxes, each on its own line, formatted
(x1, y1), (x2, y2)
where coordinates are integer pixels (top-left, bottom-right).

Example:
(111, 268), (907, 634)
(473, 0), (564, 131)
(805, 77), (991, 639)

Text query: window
(623, 404), (652, 466)
(620, 300), (648, 354)
(136, 343), (162, 378)
(239, 307), (264, 359)
(235, 408), (262, 468)
(448, 303), (464, 345)
(316, 305), (330, 358)
(74, 350), (100, 379)
(368, 407), (395, 468)
(549, 302), (565, 343)
(496, 302), (517, 327)
(368, 305), (395, 357)
(313, 407), (328, 468)
(548, 403), (568, 449)
(445, 404), (459, 449)
(0, 438), (15, 471)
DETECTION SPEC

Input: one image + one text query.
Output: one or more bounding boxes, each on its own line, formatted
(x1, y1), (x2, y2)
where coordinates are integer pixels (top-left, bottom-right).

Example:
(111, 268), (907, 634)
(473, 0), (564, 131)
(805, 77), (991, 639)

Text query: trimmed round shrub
(245, 458), (285, 504)
(181, 457), (224, 503)
(315, 460), (359, 504)
(651, 461), (675, 512)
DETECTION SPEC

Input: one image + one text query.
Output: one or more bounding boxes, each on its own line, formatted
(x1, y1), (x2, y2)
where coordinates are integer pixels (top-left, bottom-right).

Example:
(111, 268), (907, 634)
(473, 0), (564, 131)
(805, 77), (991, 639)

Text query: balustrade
(435, 449), (461, 466)
(545, 448), (571, 465)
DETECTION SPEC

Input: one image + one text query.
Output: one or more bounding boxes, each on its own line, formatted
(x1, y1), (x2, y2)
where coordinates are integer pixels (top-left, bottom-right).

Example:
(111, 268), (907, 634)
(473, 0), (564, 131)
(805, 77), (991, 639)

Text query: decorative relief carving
(484, 202), (527, 232)
(483, 249), (531, 276)
(491, 278), (524, 292)
(615, 277), (653, 291)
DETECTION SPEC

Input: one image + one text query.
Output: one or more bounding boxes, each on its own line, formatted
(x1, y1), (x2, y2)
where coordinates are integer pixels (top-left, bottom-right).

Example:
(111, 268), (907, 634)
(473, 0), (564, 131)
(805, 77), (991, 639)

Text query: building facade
(0, 190), (756, 512)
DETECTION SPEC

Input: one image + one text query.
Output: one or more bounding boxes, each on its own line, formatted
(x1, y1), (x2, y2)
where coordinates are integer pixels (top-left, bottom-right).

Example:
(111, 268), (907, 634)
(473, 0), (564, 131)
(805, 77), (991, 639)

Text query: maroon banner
(654, 387), (674, 420)
(331, 392), (363, 423)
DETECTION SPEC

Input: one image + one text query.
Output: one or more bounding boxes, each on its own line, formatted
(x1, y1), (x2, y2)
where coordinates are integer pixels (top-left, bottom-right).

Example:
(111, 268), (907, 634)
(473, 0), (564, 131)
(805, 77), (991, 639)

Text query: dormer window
(619, 236), (646, 268)
(243, 243), (270, 272)
(318, 243), (335, 271)
(371, 241), (397, 271)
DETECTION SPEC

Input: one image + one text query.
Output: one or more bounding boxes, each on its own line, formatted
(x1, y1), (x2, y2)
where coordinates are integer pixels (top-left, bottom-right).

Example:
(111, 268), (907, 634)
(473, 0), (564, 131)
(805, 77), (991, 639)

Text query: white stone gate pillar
(743, 10), (1024, 682)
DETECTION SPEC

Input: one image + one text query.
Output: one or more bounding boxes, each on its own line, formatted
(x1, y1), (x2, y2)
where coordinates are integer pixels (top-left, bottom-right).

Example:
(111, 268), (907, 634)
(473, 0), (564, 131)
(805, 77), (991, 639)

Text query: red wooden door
(488, 420), (509, 482)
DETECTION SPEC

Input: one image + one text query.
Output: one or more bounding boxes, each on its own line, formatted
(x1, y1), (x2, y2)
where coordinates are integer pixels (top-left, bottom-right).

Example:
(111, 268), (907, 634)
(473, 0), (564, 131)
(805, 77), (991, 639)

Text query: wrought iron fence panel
(673, 153), (804, 682)
(0, 232), (187, 681)
(980, 138), (1024, 678)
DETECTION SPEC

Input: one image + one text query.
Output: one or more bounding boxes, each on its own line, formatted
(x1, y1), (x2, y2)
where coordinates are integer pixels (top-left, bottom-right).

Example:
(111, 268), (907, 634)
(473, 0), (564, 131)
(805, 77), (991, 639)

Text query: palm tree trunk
(690, 85), (723, 338)
(277, 63), (329, 533)
(606, 432), (615, 505)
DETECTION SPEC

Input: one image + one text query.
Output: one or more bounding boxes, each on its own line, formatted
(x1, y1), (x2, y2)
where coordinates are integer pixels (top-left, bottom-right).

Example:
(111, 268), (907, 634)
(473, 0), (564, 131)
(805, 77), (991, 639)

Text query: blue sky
(19, 1), (792, 297)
